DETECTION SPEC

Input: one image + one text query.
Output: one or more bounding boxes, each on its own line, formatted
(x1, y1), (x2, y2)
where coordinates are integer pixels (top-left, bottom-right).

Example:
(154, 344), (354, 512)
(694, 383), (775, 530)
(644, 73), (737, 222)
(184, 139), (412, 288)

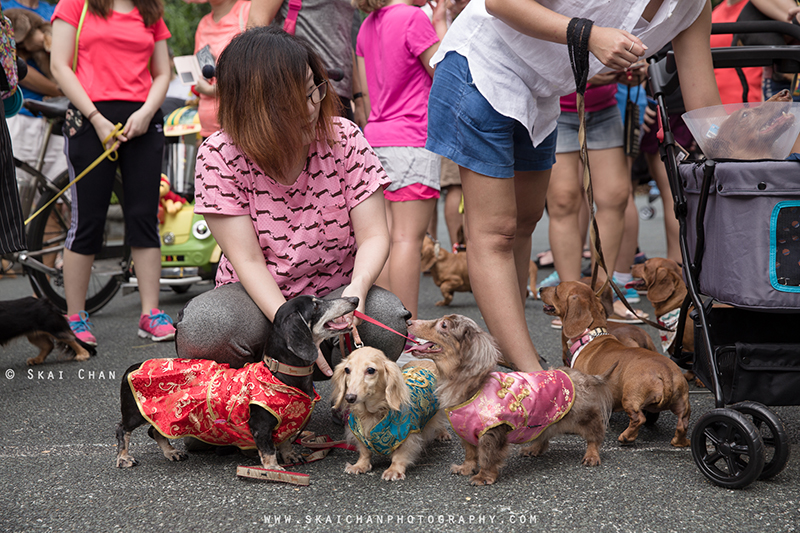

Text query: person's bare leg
(587, 147), (630, 283)
(386, 198), (438, 319)
(63, 249), (95, 315)
(647, 152), (681, 263)
(443, 184), (464, 249)
(546, 151), (584, 282)
(460, 166), (548, 372)
(376, 197), (393, 291)
(131, 247), (162, 315)
(514, 170), (551, 303)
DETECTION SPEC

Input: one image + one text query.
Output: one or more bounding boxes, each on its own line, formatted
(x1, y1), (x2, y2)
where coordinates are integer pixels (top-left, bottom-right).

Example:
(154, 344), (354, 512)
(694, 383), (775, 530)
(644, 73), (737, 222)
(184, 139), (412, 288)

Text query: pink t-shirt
(194, 118), (390, 298)
(710, 0), (762, 104)
(53, 0), (170, 102)
(559, 84), (618, 113)
(194, 0), (251, 138)
(355, 4), (439, 147)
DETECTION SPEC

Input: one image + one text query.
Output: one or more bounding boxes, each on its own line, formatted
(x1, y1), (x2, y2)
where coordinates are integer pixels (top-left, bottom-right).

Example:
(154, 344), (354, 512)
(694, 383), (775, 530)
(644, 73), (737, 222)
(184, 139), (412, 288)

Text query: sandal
(535, 249), (554, 268)
(607, 306), (649, 324)
(550, 317), (563, 330)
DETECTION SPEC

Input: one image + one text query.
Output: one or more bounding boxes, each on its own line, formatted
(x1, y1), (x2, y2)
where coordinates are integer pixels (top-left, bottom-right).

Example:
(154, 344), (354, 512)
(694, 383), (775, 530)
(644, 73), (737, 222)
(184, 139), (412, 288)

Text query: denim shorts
(426, 52), (557, 178)
(556, 104), (624, 154)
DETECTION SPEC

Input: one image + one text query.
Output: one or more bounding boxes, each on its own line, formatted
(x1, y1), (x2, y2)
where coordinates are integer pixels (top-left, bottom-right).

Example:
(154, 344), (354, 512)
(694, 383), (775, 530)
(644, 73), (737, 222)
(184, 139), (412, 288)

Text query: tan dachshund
(421, 235), (471, 306)
(540, 282), (691, 447)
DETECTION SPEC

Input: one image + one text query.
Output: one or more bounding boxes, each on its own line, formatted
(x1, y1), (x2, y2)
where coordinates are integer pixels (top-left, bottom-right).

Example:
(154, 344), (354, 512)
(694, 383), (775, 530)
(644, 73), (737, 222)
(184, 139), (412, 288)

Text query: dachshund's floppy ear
(384, 360), (410, 412)
(283, 311), (319, 363)
(330, 360), (348, 409)
(563, 293), (594, 339)
(647, 268), (677, 305)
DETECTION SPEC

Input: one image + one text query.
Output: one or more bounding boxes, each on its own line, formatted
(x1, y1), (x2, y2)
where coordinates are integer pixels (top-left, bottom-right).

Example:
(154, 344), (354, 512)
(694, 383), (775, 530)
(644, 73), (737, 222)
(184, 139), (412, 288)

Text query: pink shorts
(384, 183), (440, 202)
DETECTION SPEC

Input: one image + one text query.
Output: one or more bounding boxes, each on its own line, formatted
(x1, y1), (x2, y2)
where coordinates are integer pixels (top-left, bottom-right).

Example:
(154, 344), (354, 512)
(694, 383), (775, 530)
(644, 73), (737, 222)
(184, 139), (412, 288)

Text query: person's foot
(535, 249), (554, 268)
(67, 311), (97, 346)
(138, 309), (176, 342)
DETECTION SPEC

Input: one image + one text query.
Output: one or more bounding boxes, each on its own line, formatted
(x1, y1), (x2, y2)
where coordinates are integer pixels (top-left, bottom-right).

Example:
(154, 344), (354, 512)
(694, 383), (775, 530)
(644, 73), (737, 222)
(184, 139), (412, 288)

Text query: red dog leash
(353, 310), (418, 345)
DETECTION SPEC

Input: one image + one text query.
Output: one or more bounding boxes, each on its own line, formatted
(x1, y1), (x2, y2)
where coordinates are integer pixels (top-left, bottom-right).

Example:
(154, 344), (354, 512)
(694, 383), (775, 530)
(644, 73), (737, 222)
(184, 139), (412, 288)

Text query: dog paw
(345, 462), (372, 475)
(74, 351), (91, 362)
(670, 437), (690, 448)
(381, 468), (406, 481)
(26, 357), (45, 366)
(520, 441), (547, 457)
(450, 463), (476, 476)
(115, 455), (139, 468)
(165, 449), (188, 462)
(279, 450), (305, 466)
(469, 472), (496, 486)
(581, 454), (602, 467)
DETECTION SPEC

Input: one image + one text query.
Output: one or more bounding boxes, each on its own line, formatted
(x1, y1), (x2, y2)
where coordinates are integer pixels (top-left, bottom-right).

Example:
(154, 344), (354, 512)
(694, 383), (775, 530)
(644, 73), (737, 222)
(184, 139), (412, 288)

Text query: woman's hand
(91, 113), (126, 151)
(122, 107), (154, 140)
(315, 347), (333, 377)
(588, 25), (646, 71)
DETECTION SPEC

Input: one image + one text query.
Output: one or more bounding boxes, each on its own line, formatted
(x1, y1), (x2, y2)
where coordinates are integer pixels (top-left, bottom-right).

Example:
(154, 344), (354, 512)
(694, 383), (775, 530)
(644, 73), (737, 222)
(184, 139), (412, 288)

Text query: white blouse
(431, 0), (706, 146)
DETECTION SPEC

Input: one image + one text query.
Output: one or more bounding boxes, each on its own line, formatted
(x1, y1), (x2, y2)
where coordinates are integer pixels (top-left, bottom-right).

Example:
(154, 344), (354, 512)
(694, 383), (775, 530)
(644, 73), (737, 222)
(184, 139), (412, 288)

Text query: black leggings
(64, 101), (164, 255)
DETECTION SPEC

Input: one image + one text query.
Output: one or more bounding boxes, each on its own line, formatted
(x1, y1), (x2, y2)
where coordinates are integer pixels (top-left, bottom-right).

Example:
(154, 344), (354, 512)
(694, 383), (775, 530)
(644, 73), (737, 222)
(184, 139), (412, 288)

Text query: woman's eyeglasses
(307, 80), (328, 104)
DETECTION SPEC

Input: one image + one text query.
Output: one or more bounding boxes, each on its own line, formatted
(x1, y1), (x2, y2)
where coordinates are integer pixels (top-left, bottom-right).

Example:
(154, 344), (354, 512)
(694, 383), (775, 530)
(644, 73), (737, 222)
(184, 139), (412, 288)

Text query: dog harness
(568, 327), (611, 367)
(446, 369), (575, 446)
(128, 359), (320, 449)
(657, 309), (681, 354)
(348, 366), (439, 455)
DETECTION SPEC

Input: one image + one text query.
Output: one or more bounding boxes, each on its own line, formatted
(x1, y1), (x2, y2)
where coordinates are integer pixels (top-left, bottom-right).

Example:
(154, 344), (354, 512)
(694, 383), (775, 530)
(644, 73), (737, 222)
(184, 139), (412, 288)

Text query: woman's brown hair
(351, 0), (388, 14)
(216, 27), (340, 182)
(87, 0), (163, 27)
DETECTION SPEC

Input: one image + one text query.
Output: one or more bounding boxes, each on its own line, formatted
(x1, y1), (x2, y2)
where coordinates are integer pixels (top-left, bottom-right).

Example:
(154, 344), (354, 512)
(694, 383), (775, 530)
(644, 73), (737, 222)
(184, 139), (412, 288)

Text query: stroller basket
(692, 306), (800, 406)
(681, 159), (800, 310)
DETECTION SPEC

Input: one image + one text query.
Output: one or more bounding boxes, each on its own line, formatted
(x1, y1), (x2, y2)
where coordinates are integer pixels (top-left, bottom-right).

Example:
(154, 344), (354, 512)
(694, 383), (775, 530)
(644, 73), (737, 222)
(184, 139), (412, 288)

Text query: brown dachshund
(540, 282), (691, 447)
(407, 314), (614, 485)
(708, 89), (795, 160)
(421, 235), (471, 306)
(630, 258), (693, 358)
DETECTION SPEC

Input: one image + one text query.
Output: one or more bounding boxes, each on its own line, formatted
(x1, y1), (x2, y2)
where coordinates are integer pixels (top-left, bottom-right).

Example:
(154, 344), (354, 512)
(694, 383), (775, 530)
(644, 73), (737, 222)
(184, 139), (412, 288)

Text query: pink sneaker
(66, 311), (97, 346)
(138, 309), (176, 342)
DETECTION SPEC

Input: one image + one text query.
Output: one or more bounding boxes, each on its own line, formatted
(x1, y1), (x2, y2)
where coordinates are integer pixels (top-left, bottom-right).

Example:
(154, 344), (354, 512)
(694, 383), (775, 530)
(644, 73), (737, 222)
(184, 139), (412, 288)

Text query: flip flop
(607, 308), (649, 324)
(535, 249), (554, 268)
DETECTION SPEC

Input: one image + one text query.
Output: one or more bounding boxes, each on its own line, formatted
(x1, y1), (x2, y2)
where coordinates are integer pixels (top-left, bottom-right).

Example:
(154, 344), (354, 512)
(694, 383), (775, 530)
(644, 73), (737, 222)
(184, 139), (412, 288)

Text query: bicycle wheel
(25, 170), (131, 314)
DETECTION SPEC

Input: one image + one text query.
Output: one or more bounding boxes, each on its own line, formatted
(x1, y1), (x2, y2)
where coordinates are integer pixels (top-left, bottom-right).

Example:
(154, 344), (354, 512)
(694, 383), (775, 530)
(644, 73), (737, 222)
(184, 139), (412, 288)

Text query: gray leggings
(174, 283), (411, 380)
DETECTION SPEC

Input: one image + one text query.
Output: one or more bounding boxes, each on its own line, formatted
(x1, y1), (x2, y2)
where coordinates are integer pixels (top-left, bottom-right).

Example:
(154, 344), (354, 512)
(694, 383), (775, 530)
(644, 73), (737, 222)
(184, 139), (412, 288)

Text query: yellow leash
(24, 123), (123, 226)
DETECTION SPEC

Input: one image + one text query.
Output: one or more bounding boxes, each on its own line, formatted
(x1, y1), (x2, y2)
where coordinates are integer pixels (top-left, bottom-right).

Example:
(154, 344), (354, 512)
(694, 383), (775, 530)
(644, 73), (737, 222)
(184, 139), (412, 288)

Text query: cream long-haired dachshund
(331, 347), (450, 481)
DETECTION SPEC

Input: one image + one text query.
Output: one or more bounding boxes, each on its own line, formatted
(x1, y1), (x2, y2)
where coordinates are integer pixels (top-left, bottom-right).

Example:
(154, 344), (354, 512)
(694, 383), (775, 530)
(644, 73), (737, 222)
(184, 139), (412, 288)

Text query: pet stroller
(648, 20), (800, 489)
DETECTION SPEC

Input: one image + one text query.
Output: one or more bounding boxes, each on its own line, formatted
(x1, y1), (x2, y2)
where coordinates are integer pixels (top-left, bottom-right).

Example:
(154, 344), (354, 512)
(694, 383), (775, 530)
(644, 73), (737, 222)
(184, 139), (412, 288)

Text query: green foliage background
(163, 0), (211, 57)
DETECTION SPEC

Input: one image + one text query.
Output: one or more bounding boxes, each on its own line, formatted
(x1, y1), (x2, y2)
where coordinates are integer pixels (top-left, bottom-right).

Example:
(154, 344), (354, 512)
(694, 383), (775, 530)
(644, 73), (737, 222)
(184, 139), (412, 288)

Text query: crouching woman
(175, 27), (410, 380)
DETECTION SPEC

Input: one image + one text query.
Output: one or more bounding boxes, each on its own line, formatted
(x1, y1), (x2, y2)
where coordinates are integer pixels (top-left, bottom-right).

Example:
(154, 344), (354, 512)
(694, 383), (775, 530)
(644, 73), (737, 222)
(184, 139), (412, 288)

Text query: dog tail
(598, 361), (619, 382)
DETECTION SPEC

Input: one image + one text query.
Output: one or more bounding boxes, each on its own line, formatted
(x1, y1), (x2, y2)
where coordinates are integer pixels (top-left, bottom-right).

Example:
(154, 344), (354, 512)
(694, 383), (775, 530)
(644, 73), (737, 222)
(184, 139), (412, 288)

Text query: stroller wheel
(691, 408), (765, 489)
(730, 401), (791, 481)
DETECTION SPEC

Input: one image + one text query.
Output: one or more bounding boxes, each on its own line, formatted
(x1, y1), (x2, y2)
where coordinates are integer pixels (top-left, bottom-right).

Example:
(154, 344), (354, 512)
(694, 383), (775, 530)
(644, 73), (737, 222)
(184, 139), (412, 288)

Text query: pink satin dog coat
(446, 369), (575, 446)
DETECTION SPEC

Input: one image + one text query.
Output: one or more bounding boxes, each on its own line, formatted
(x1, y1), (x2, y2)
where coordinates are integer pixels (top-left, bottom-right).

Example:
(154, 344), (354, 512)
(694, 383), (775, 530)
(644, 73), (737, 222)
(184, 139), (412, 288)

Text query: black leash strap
(566, 18), (667, 331)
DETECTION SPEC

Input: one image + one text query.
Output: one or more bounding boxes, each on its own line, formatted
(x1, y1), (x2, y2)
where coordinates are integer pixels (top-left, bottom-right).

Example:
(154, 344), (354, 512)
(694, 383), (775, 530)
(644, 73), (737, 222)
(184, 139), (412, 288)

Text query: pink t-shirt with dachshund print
(194, 118), (389, 298)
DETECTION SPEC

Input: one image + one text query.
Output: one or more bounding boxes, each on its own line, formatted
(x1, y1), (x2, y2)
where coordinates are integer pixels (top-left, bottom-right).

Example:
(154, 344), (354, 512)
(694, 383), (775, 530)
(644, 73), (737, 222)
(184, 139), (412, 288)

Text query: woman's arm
(671, 0), (722, 112)
(419, 0), (448, 77)
(341, 190), (390, 317)
(19, 68), (63, 97)
(203, 213), (287, 322)
(50, 19), (125, 149)
(122, 39), (170, 139)
(356, 55), (371, 124)
(246, 0), (283, 28)
(749, 0), (800, 23)
(484, 0), (645, 70)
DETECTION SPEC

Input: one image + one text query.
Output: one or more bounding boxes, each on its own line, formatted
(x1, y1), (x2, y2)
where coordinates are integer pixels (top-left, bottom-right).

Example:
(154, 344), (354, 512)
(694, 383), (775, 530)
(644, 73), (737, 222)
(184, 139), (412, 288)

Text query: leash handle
(24, 123), (123, 226)
(353, 310), (418, 345)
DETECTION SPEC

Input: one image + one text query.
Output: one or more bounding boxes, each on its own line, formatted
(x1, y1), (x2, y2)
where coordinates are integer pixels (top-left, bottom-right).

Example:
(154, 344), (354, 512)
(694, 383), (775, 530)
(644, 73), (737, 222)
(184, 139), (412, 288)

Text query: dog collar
(568, 327), (610, 367)
(263, 357), (315, 377)
(657, 309), (681, 354)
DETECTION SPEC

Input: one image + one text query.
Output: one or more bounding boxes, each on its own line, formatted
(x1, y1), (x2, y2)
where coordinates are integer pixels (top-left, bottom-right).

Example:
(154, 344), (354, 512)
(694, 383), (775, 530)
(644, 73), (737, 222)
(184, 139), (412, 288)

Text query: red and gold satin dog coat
(127, 359), (320, 449)
(445, 369), (574, 446)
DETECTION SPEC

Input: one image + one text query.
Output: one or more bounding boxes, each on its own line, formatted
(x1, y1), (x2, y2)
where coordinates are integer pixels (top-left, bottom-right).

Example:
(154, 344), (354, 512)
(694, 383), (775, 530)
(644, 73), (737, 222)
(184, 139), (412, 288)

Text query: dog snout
(345, 393), (357, 404)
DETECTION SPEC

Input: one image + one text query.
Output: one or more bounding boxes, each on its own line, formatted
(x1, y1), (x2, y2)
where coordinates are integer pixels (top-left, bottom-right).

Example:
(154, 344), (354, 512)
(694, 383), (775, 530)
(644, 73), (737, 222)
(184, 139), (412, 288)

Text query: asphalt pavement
(1, 194), (799, 533)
